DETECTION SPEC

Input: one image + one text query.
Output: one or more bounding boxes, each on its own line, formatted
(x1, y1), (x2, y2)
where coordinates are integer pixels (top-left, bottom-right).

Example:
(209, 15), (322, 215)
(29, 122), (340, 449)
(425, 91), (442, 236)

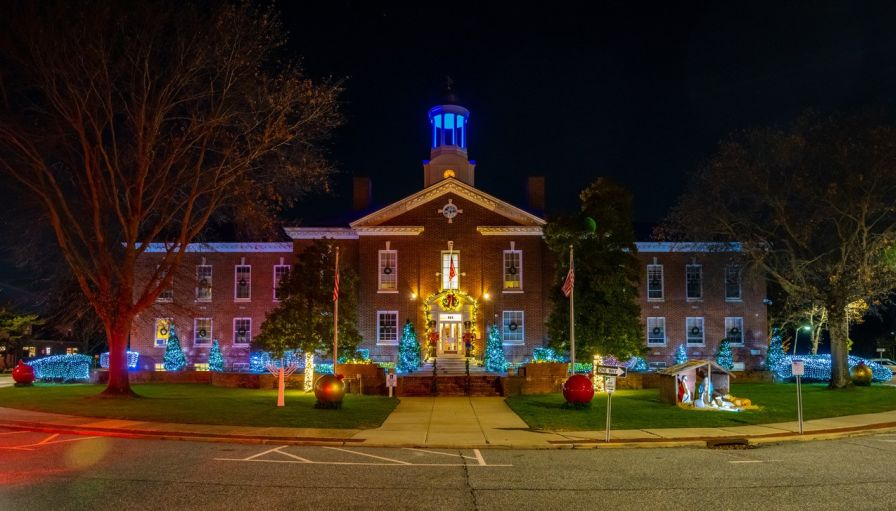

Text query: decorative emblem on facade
(438, 198), (463, 223)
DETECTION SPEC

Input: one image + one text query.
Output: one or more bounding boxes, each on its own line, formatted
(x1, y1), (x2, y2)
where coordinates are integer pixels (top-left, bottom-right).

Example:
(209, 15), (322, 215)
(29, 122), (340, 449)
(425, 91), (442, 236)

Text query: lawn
(505, 382), (896, 431)
(0, 383), (398, 429)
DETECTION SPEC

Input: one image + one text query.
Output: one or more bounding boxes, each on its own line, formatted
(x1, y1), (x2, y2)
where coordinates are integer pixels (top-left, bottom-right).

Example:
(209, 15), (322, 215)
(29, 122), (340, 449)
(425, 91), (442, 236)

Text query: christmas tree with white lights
(163, 325), (187, 371)
(716, 339), (734, 370)
(397, 320), (421, 373)
(766, 329), (785, 371)
(674, 344), (688, 365)
(483, 324), (507, 373)
(209, 339), (224, 372)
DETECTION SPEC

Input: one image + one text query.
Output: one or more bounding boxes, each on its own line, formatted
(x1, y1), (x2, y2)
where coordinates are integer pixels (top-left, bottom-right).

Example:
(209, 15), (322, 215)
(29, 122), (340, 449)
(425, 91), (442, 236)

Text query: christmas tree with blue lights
(674, 344), (688, 365)
(716, 339), (734, 370)
(397, 320), (421, 373)
(209, 339), (224, 372)
(483, 324), (507, 373)
(163, 325), (187, 371)
(766, 329), (785, 371)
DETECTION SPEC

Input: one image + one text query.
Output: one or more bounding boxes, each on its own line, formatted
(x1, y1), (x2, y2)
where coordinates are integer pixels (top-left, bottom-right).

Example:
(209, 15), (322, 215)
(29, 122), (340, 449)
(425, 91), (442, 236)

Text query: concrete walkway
(2, 397), (896, 449)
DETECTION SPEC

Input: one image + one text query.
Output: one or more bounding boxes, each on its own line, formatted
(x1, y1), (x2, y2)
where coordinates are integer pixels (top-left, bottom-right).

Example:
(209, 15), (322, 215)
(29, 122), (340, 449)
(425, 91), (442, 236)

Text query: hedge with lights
(28, 354), (92, 382)
(99, 351), (140, 369)
(772, 354), (893, 383)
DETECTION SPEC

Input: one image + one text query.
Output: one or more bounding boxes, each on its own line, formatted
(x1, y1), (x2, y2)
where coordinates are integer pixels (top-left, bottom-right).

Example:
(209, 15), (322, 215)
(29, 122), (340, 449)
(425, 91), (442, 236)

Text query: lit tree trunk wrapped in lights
(303, 352), (316, 392)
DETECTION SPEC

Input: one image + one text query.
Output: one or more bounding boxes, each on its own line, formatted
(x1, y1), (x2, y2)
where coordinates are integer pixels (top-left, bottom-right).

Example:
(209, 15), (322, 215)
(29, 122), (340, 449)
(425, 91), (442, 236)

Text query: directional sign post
(604, 376), (616, 442)
(791, 360), (804, 434)
(595, 365), (627, 378)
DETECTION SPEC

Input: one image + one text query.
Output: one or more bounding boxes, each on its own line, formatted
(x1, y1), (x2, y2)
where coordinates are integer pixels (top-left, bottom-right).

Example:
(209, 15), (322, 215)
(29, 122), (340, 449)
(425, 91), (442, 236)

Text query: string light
(397, 321), (422, 373)
(304, 352), (315, 392)
(483, 324), (507, 372)
(28, 354), (92, 382)
(99, 351), (140, 369)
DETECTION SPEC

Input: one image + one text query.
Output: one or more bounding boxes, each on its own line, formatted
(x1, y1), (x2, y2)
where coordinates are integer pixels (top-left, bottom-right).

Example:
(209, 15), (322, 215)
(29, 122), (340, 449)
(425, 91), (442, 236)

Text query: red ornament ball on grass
(562, 374), (595, 405)
(12, 360), (35, 385)
(314, 373), (346, 405)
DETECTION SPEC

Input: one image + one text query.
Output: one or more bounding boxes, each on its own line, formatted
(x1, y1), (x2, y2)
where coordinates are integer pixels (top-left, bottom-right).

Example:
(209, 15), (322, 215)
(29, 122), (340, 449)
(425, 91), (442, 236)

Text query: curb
(2, 419), (896, 449)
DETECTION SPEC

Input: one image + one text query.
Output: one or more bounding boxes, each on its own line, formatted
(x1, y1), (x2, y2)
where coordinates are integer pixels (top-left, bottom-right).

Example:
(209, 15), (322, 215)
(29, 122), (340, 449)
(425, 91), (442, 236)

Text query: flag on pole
(562, 252), (574, 298)
(448, 255), (457, 283)
(333, 266), (340, 302)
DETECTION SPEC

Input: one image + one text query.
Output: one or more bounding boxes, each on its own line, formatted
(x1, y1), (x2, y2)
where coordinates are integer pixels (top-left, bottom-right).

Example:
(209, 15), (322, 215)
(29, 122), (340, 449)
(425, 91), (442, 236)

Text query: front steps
(396, 375), (503, 397)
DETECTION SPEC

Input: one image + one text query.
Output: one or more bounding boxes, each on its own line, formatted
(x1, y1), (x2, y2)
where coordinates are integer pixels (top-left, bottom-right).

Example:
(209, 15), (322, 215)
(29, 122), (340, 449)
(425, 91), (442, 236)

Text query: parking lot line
(213, 446), (511, 467)
(323, 446), (413, 465)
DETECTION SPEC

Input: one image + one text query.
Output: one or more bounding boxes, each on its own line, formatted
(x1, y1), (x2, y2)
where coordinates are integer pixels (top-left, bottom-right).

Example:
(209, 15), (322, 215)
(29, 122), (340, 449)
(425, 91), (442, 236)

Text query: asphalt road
(1, 429), (894, 511)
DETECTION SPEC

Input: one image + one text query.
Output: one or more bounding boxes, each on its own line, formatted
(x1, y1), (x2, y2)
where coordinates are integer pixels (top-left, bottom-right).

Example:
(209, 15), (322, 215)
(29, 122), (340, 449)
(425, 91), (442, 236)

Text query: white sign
(440, 313), (462, 322)
(791, 360), (805, 376)
(387, 373), (398, 388)
(604, 376), (616, 393)
(596, 365), (627, 377)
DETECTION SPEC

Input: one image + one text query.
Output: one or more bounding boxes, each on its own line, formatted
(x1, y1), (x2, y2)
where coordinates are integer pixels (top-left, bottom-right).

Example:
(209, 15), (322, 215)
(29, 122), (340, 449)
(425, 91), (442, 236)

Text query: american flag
(448, 255), (456, 283)
(333, 268), (339, 302)
(562, 252), (574, 298)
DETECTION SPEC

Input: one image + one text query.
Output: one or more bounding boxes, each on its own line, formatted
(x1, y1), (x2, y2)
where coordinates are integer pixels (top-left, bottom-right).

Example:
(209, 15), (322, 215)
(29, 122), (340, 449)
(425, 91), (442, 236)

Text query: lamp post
(793, 325), (811, 355)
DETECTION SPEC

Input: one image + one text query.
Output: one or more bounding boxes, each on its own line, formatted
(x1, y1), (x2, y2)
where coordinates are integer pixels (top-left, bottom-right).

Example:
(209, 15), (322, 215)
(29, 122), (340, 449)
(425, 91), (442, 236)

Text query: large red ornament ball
(12, 360), (35, 385)
(562, 374), (595, 405)
(314, 373), (346, 405)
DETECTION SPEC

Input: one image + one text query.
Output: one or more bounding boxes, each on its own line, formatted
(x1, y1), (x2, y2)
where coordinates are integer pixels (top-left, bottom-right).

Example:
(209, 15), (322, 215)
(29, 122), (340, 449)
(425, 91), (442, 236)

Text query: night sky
(278, 1), (896, 227)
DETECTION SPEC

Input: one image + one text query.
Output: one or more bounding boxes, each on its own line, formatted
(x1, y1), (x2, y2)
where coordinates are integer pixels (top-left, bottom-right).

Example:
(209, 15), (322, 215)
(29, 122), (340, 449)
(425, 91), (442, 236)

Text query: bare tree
(0, 2), (342, 396)
(661, 112), (896, 388)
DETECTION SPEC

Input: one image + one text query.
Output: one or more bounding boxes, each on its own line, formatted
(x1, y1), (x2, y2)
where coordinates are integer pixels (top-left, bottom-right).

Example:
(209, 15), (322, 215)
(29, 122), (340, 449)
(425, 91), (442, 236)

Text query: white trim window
(502, 310), (524, 344)
(233, 318), (251, 346)
(194, 318), (212, 346)
(154, 318), (172, 348)
(647, 264), (663, 300)
(441, 251), (460, 290)
(647, 317), (666, 345)
(196, 265), (212, 302)
(686, 317), (704, 345)
(234, 265), (251, 301)
(503, 250), (522, 290)
(725, 317), (744, 345)
(376, 311), (399, 345)
(273, 264), (290, 301)
(685, 264), (703, 300)
(725, 264), (742, 301)
(378, 250), (398, 292)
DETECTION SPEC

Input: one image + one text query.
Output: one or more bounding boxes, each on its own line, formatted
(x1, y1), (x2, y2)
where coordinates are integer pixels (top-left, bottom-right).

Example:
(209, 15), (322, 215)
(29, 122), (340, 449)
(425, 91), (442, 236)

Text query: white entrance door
(438, 313), (463, 356)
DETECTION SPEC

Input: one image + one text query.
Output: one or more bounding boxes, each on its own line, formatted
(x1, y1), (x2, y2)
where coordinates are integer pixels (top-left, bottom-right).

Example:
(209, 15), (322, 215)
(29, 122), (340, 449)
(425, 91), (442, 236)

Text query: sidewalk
(2, 397), (896, 449)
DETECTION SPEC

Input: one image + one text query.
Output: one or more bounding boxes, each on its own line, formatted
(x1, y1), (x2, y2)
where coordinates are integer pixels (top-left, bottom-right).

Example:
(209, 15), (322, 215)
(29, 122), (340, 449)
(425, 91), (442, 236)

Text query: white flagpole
(333, 246), (339, 377)
(569, 244), (575, 376)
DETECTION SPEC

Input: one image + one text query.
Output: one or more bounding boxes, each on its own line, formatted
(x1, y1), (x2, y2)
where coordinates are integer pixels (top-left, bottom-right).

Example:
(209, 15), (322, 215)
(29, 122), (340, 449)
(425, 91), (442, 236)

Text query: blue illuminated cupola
(423, 84), (477, 187)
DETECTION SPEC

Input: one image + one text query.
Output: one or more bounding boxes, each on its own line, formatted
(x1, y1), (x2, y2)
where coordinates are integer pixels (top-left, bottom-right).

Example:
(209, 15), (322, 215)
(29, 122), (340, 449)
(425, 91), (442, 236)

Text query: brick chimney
(526, 176), (545, 212)
(353, 176), (372, 211)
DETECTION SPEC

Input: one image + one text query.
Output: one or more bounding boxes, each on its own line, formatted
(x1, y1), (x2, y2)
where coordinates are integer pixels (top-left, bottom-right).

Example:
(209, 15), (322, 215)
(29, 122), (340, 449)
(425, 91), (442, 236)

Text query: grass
(0, 383), (398, 429)
(505, 382), (896, 431)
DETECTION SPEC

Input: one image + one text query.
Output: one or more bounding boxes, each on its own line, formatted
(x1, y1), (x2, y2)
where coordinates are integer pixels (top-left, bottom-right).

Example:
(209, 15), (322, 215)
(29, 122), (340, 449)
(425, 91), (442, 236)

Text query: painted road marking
(215, 446), (510, 467)
(728, 460), (782, 464)
(0, 433), (99, 451)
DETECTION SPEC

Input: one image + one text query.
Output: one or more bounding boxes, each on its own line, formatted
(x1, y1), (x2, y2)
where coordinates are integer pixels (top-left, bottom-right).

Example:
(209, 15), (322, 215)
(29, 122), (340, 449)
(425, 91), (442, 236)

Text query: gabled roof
(349, 177), (546, 228)
(658, 360), (735, 376)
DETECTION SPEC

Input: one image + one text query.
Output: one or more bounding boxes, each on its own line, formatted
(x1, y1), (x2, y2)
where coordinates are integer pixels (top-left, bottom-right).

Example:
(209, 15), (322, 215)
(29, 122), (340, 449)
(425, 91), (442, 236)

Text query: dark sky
(277, 1), (896, 226)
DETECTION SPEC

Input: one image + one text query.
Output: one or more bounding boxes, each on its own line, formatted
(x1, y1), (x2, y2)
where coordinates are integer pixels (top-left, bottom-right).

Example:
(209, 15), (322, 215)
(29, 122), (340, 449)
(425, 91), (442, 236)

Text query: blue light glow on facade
(429, 106), (469, 150)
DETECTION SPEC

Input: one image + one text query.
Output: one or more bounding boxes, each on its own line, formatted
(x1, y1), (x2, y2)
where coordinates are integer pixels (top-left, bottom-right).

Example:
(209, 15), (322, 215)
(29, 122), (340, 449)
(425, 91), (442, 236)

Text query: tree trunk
(100, 321), (139, 398)
(827, 305), (850, 389)
(277, 360), (285, 407)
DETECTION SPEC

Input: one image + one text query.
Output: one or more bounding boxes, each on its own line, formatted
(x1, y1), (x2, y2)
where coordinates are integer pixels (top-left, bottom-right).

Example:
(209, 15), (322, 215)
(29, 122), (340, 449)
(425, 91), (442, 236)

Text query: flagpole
(569, 244), (575, 376)
(333, 246), (339, 377)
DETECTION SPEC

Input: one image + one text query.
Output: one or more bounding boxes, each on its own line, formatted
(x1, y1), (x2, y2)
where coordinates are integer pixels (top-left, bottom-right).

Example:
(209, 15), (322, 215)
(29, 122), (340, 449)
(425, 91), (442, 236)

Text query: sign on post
(604, 376), (616, 393)
(792, 359), (804, 434)
(386, 372), (397, 398)
(791, 360), (804, 376)
(595, 365), (627, 378)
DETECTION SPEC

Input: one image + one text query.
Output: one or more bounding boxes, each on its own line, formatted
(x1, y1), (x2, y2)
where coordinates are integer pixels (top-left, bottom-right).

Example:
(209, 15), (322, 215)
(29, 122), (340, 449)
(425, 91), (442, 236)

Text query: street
(1, 429), (894, 510)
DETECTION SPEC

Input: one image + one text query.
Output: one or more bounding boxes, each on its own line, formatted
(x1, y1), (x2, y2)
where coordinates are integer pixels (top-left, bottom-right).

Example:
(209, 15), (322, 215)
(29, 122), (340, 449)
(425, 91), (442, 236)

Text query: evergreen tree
(766, 329), (785, 371)
(209, 339), (224, 372)
(163, 325), (187, 371)
(544, 178), (643, 360)
(716, 339), (734, 370)
(674, 344), (688, 365)
(397, 320), (421, 373)
(483, 324), (507, 373)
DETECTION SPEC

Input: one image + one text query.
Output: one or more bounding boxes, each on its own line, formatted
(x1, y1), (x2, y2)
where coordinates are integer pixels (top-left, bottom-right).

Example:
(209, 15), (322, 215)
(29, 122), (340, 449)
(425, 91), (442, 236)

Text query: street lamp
(793, 325), (811, 355)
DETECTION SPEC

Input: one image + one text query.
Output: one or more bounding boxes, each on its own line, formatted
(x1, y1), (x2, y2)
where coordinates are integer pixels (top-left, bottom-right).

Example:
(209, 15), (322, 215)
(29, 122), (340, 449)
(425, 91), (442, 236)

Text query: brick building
(131, 95), (768, 371)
